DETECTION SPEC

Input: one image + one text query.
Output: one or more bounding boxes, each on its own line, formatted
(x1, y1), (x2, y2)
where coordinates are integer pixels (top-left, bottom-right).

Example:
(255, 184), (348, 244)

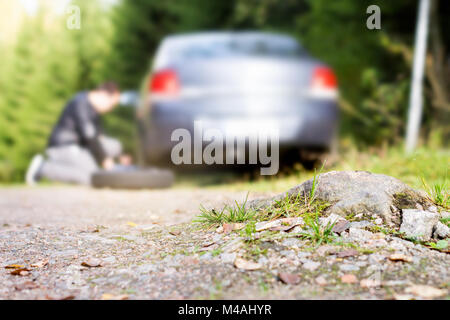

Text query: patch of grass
(299, 210), (336, 246)
(241, 221), (257, 239)
(242, 241), (268, 261)
(194, 193), (257, 227)
(421, 177), (449, 209)
(426, 240), (449, 251)
(195, 165), (331, 229)
(441, 217), (450, 228)
(365, 225), (403, 237)
(261, 192), (330, 222)
(210, 248), (222, 257)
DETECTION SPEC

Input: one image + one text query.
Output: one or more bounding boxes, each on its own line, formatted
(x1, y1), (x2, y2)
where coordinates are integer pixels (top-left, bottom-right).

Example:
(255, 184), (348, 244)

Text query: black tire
(91, 168), (175, 189)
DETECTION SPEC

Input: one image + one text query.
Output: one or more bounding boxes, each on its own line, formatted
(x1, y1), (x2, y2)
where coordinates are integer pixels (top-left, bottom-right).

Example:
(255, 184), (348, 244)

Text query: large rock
(399, 209), (440, 241)
(247, 171), (431, 226)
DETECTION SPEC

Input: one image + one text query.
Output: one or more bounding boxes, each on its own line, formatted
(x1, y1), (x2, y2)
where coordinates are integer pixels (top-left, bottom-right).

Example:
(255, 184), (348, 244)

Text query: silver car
(137, 31), (339, 167)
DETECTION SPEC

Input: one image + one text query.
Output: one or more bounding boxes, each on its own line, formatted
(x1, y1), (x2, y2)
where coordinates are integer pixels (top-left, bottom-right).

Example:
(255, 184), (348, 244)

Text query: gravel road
(0, 187), (448, 300)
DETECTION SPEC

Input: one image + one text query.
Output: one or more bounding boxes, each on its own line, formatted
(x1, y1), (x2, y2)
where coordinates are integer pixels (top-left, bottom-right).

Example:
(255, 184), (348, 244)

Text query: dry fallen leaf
(31, 259), (49, 268)
(337, 249), (359, 258)
(332, 220), (350, 233)
(341, 274), (358, 284)
(10, 268), (31, 276)
(234, 258), (261, 271)
(388, 254), (412, 263)
(169, 230), (181, 236)
(405, 285), (447, 299)
(81, 258), (102, 268)
(278, 272), (300, 285)
(202, 241), (216, 248)
(4, 264), (25, 269)
(46, 294), (75, 300)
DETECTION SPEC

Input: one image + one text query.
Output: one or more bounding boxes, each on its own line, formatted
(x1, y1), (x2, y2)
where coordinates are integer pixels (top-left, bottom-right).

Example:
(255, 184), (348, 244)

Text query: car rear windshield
(178, 37), (304, 59)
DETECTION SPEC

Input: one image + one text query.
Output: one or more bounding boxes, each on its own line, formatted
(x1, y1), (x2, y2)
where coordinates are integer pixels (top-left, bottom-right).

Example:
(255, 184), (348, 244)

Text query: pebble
(302, 261), (321, 271)
(339, 264), (360, 272)
(219, 252), (236, 264)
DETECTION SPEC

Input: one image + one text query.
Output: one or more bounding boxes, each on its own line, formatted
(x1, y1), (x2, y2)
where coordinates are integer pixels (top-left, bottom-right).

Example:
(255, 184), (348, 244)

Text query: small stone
(316, 245), (337, 256)
(337, 249), (359, 258)
(297, 252), (312, 259)
(320, 214), (346, 227)
(427, 206), (437, 213)
(341, 274), (358, 284)
(278, 272), (300, 285)
(102, 256), (116, 265)
(81, 258), (102, 268)
(339, 264), (360, 272)
(349, 221), (372, 229)
(374, 218), (383, 225)
(281, 238), (302, 248)
(219, 252), (236, 264)
(223, 223), (245, 234)
(257, 256), (268, 265)
(360, 278), (380, 288)
(388, 253), (412, 263)
(222, 238), (243, 252)
(302, 261), (321, 271)
(433, 222), (450, 239)
(394, 294), (414, 300)
(400, 209), (439, 241)
(280, 217), (305, 228)
(332, 220), (350, 234)
(234, 258), (262, 271)
(315, 276), (327, 286)
(405, 285), (447, 299)
(255, 220), (281, 232)
(349, 228), (373, 241)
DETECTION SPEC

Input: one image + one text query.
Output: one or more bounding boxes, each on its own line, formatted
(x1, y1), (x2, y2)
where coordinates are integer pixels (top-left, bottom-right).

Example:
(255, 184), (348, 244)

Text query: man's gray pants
(39, 136), (122, 185)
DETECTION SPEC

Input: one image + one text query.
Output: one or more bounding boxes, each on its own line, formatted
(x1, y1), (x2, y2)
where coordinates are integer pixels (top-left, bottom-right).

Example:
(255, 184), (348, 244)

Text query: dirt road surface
(0, 187), (448, 300)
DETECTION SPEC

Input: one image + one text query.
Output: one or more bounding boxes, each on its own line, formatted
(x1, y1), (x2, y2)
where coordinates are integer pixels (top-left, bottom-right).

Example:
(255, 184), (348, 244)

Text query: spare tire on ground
(91, 166), (175, 189)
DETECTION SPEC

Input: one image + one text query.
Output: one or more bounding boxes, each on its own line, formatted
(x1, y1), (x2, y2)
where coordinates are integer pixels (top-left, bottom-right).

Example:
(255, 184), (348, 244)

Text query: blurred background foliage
(0, 0), (449, 182)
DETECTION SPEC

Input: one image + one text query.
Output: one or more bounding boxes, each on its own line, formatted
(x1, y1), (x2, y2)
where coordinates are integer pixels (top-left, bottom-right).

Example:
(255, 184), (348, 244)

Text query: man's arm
(74, 99), (109, 165)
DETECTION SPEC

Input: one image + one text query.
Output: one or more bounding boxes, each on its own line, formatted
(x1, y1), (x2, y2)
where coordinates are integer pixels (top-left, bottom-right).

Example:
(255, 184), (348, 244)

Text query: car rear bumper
(139, 97), (339, 162)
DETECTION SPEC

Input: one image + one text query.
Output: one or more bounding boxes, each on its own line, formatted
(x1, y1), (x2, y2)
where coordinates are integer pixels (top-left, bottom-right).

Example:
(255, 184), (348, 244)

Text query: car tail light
(149, 69), (179, 96)
(311, 67), (337, 89)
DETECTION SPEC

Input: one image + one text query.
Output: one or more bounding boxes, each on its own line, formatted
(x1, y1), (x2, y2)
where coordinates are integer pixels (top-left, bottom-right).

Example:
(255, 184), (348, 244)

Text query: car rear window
(176, 37), (304, 59)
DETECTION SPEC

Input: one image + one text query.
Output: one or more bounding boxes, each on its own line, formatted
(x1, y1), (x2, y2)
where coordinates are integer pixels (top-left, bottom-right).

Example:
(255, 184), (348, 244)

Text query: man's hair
(96, 81), (120, 94)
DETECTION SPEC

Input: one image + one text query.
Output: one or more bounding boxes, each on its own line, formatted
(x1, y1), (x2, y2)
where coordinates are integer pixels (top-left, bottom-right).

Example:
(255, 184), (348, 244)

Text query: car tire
(91, 168), (175, 189)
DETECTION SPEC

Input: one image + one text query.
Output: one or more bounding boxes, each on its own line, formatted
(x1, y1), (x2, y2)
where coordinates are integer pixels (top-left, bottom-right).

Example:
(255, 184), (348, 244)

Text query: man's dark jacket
(48, 91), (107, 162)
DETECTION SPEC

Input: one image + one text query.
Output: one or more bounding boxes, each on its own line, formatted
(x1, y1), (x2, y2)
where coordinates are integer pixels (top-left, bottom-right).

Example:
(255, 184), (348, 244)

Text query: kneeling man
(26, 82), (130, 185)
